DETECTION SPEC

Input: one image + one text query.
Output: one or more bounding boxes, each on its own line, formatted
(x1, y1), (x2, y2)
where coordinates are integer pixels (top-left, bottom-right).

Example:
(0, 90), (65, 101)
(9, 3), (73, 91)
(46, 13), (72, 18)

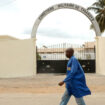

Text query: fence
(37, 43), (96, 73)
(37, 43), (96, 60)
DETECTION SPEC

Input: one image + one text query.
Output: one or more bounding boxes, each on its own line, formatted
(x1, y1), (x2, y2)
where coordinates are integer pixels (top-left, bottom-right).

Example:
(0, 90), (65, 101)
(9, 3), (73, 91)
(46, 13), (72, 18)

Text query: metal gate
(37, 43), (96, 73)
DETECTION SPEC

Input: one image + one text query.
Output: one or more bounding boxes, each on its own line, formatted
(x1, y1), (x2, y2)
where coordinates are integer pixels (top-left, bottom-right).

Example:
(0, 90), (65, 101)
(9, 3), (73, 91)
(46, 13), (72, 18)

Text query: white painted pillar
(96, 36), (105, 75)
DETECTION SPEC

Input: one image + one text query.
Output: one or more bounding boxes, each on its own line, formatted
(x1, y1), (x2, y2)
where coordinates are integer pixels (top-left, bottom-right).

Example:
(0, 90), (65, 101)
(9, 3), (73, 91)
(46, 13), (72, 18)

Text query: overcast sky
(0, 0), (105, 47)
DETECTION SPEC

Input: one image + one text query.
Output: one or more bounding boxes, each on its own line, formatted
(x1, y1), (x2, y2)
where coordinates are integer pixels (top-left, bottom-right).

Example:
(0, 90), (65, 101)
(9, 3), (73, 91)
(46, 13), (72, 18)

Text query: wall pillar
(96, 36), (105, 75)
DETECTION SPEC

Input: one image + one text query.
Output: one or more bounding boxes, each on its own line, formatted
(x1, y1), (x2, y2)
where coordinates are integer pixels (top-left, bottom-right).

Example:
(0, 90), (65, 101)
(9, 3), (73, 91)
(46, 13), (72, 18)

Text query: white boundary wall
(0, 38), (36, 78)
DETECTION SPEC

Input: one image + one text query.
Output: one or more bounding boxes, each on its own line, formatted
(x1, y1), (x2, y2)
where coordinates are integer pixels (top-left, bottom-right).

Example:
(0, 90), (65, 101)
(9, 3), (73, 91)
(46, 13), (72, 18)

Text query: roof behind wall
(83, 41), (96, 49)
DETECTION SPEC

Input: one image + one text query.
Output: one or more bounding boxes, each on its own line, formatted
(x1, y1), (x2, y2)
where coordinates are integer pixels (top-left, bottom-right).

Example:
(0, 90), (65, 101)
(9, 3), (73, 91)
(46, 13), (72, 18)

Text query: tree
(87, 0), (105, 33)
(36, 46), (41, 60)
(37, 52), (41, 60)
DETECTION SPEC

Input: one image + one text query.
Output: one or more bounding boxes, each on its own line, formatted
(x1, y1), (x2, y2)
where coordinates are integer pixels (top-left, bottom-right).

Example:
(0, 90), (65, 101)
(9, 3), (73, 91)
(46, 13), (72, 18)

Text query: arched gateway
(31, 3), (101, 38)
(31, 3), (101, 74)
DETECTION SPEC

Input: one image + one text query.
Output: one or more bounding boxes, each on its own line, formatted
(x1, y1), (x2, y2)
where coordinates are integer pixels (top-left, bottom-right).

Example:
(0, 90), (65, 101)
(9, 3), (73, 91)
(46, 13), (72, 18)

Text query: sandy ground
(0, 93), (105, 105)
(0, 73), (105, 93)
(0, 73), (105, 105)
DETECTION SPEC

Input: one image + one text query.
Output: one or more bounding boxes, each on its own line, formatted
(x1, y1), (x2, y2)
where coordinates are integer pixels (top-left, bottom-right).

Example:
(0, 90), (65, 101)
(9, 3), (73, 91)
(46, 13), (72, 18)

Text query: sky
(0, 0), (105, 47)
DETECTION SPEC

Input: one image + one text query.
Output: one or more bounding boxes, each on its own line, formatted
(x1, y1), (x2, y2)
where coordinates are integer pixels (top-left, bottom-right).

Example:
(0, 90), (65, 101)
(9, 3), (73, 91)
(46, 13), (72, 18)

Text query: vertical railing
(37, 43), (96, 61)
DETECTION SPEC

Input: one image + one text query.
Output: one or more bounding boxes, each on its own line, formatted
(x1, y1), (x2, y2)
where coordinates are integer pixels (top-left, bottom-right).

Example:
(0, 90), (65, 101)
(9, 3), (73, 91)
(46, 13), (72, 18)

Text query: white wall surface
(96, 36), (105, 75)
(0, 38), (36, 78)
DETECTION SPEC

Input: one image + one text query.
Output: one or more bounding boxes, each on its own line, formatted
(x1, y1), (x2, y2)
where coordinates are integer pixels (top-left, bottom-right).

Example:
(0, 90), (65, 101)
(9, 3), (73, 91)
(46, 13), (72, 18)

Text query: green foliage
(37, 52), (41, 60)
(87, 0), (105, 33)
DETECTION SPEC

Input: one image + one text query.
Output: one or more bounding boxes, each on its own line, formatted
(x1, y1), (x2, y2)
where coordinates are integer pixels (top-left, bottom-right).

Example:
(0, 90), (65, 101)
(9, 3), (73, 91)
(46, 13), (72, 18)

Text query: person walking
(58, 48), (91, 105)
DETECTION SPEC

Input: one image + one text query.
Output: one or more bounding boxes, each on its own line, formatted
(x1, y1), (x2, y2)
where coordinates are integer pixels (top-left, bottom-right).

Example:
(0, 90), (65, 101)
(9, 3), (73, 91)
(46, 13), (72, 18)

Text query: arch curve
(31, 3), (101, 38)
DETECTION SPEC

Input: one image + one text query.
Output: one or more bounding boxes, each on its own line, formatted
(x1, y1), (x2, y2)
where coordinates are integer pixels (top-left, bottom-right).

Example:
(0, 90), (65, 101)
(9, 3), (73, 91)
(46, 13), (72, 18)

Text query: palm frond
(99, 0), (105, 7)
(96, 13), (105, 33)
(87, 7), (101, 13)
(92, 0), (105, 8)
(88, 0), (105, 33)
(89, 13), (105, 33)
(92, 2), (102, 8)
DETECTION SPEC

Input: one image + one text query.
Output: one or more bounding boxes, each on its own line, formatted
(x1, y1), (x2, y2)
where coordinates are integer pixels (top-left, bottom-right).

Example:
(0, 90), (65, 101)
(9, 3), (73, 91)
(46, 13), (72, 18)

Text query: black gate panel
(79, 60), (95, 73)
(37, 60), (95, 73)
(37, 60), (67, 73)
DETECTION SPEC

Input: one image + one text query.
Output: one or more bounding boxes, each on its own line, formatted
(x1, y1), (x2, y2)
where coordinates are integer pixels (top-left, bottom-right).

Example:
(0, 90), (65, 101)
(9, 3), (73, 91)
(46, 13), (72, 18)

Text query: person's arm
(63, 58), (78, 82)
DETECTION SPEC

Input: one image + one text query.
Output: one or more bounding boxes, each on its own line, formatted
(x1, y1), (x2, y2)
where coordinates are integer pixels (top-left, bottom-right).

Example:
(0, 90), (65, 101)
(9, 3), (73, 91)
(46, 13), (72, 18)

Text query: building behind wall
(37, 42), (96, 60)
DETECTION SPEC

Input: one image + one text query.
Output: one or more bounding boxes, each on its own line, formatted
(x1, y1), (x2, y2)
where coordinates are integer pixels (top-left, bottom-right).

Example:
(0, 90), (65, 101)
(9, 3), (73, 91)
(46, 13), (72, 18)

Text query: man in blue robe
(58, 48), (91, 105)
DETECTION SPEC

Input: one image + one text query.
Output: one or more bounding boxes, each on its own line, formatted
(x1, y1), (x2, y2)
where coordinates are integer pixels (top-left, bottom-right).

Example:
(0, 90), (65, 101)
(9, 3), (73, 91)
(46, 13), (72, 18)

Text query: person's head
(65, 48), (74, 58)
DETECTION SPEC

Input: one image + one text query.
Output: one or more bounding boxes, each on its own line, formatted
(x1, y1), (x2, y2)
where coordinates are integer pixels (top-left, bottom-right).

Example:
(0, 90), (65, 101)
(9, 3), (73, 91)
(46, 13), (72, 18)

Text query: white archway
(31, 3), (101, 38)
(31, 3), (101, 74)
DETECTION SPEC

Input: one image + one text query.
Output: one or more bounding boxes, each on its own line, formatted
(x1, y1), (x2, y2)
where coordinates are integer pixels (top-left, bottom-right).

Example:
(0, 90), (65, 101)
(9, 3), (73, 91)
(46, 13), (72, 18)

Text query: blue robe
(63, 56), (91, 98)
